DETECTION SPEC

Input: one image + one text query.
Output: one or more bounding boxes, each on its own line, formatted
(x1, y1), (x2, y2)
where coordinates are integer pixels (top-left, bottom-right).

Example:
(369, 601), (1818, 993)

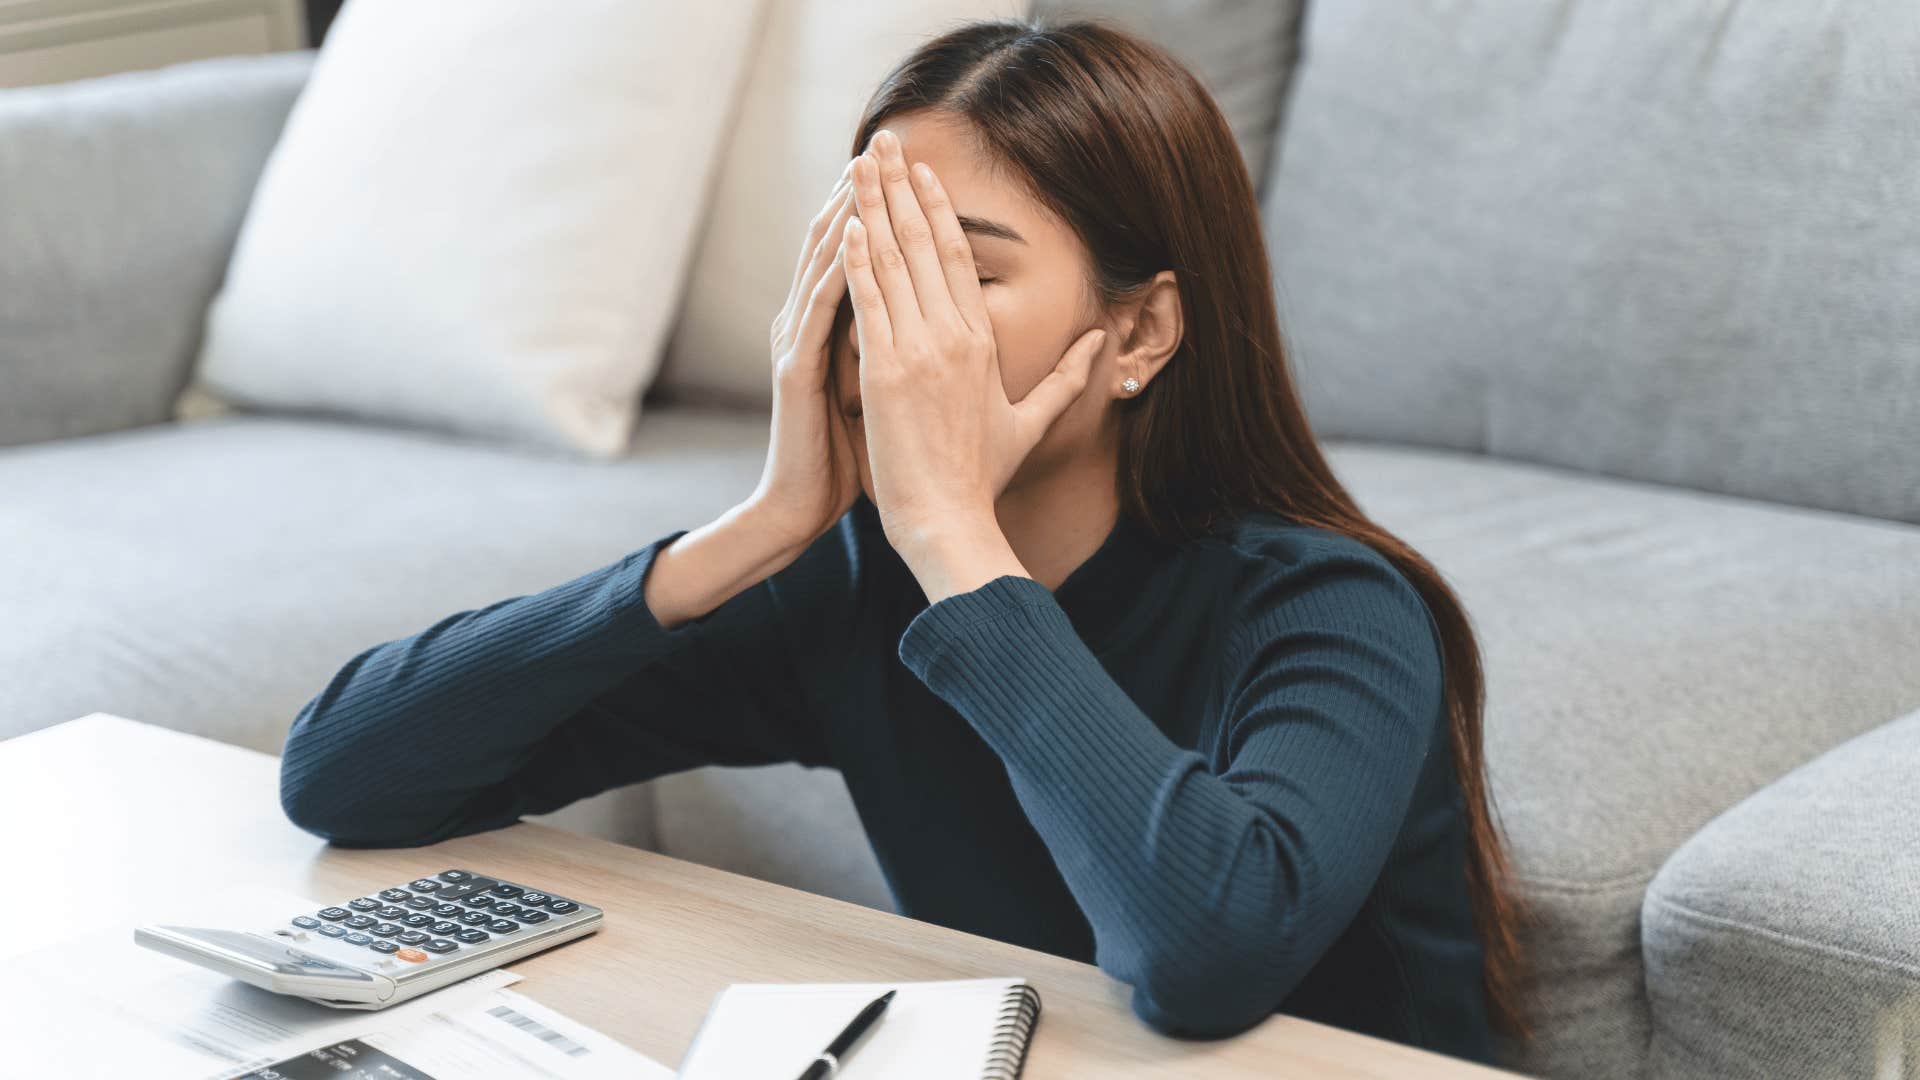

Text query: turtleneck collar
(1048, 505), (1170, 644)
(859, 494), (1172, 651)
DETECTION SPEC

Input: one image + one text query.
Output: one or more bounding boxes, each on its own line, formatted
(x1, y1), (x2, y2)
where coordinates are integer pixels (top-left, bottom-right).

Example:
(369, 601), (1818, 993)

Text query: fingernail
(876, 129), (895, 152)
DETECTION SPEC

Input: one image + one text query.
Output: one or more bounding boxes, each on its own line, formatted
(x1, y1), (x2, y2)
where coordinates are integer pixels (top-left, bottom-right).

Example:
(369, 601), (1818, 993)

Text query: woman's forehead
(879, 113), (1059, 246)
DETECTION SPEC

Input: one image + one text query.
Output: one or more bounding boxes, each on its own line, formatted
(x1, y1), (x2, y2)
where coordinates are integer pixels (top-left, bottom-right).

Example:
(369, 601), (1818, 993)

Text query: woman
(280, 17), (1530, 1063)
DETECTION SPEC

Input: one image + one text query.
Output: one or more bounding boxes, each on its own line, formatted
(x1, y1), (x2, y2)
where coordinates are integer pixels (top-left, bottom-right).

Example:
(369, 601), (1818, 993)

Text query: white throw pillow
(656, 0), (1026, 408)
(185, 0), (768, 457)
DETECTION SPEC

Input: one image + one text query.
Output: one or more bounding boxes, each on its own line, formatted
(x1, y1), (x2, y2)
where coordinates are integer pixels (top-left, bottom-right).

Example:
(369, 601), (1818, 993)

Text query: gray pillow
(0, 51), (312, 448)
(1029, 0), (1305, 197)
(1260, 0), (1920, 524)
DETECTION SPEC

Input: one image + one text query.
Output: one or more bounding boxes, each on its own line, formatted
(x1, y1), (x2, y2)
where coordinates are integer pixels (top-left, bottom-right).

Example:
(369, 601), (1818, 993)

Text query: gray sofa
(4, 6), (1916, 1079)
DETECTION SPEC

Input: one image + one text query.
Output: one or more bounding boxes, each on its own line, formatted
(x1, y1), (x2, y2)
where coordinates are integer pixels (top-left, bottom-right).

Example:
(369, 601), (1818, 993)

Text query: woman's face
(830, 110), (1114, 504)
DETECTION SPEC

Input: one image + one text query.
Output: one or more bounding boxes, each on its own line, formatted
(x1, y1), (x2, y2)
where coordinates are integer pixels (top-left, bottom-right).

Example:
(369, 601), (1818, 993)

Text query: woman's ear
(1113, 270), (1182, 397)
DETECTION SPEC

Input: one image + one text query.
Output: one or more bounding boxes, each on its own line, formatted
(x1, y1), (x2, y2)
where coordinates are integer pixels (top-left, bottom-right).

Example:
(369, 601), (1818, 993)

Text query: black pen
(796, 988), (895, 1080)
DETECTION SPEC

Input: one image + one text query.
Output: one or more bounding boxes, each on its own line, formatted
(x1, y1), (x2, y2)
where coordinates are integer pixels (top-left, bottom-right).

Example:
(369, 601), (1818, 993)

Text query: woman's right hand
(748, 160), (865, 553)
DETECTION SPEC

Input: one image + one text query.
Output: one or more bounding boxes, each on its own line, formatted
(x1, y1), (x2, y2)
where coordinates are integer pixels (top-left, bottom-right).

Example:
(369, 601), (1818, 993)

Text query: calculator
(132, 869), (602, 1010)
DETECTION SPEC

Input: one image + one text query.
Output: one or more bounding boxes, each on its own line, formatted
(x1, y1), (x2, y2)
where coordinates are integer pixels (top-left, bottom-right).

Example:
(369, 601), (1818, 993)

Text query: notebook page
(677, 978), (1025, 1079)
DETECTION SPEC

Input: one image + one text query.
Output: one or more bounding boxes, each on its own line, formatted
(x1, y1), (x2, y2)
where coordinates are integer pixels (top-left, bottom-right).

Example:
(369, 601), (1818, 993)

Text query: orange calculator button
(395, 948), (429, 963)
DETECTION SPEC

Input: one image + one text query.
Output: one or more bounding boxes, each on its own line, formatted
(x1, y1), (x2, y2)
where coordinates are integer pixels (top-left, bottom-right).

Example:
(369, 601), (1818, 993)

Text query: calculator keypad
(281, 870), (585, 969)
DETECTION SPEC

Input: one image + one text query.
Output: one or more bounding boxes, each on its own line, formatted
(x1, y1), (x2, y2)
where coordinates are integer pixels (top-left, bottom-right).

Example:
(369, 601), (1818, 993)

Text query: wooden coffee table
(0, 714), (1524, 1077)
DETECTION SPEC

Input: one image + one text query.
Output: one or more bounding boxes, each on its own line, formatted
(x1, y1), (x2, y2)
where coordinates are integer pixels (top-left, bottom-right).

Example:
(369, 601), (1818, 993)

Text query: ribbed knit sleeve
(895, 552), (1446, 1038)
(280, 529), (826, 848)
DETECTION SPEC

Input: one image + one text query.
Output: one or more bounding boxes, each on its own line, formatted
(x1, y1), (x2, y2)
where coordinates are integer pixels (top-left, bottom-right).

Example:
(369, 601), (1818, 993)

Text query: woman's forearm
(645, 498), (812, 629)
(279, 499), (816, 846)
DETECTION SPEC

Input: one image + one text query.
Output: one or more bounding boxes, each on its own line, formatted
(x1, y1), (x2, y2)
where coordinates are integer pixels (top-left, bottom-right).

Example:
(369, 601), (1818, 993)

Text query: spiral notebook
(676, 977), (1042, 1079)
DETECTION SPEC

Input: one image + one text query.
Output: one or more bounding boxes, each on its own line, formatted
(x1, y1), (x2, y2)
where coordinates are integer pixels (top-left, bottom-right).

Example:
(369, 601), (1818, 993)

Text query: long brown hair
(850, 15), (1534, 1041)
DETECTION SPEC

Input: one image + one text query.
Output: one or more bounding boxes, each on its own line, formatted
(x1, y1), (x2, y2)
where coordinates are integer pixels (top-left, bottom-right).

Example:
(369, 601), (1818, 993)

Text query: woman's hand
(748, 159), (865, 553)
(842, 129), (1107, 566)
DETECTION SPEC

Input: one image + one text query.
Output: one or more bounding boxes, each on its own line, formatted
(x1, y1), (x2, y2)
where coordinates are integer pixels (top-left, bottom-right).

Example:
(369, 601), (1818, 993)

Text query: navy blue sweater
(280, 494), (1493, 1063)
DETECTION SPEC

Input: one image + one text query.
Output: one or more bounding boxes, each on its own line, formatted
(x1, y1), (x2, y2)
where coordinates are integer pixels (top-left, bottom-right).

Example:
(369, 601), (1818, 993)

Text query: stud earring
(1121, 377), (1141, 394)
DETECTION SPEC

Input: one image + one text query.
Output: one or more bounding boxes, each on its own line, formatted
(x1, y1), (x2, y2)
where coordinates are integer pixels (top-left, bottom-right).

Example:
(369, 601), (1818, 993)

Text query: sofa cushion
(1641, 708), (1920, 1080)
(1261, 0), (1920, 525)
(0, 51), (311, 449)
(188, 0), (764, 457)
(1323, 441), (1920, 1079)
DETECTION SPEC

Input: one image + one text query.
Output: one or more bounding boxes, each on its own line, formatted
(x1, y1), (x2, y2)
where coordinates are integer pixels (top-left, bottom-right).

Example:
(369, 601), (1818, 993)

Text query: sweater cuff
(896, 572), (1064, 681)
(604, 528), (706, 660)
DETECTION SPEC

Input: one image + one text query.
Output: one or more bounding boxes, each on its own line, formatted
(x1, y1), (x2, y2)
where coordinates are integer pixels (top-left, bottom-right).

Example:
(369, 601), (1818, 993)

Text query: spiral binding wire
(981, 982), (1043, 1080)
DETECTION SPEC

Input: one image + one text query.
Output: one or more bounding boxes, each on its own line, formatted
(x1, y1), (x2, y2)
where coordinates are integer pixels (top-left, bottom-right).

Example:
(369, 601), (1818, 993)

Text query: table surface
(0, 714), (1521, 1077)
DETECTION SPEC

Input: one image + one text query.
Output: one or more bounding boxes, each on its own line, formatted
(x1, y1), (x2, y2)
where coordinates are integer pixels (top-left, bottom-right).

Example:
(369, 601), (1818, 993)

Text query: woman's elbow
(279, 751), (432, 847)
(1129, 974), (1280, 1038)
(279, 762), (382, 844)
(1119, 941), (1294, 1039)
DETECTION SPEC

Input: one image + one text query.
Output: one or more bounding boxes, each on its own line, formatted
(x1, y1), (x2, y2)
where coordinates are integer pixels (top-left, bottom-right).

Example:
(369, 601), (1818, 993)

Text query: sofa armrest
(1641, 707), (1920, 1080)
(0, 49), (315, 449)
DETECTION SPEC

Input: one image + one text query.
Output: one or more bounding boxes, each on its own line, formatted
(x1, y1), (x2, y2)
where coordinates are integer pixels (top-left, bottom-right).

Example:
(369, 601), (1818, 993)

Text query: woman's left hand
(842, 129), (1107, 574)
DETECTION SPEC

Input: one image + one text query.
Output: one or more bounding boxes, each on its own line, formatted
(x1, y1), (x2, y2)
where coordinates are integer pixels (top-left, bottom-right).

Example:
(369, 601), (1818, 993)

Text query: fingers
(1011, 328), (1107, 450)
(842, 215), (894, 360)
(791, 214), (853, 370)
(850, 149), (925, 338)
(779, 162), (855, 333)
(866, 129), (959, 331)
(906, 159), (989, 334)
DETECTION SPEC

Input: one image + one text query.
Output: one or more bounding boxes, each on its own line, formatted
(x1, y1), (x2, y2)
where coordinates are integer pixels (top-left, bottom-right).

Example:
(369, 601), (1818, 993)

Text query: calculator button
(317, 924), (347, 938)
(486, 920), (521, 934)
(348, 897), (381, 912)
(517, 892), (548, 905)
(432, 903), (463, 918)
(343, 915), (376, 930)
(408, 880), (441, 893)
(459, 911), (493, 925)
(344, 932), (374, 946)
(370, 923), (402, 937)
(395, 931), (429, 946)
(317, 907), (351, 921)
(401, 914), (434, 928)
(404, 896), (437, 911)
(434, 882), (483, 902)
(423, 939), (459, 954)
(455, 929), (490, 944)
(546, 899), (577, 914)
(379, 889), (412, 902)
(369, 940), (400, 954)
(436, 870), (472, 883)
(490, 902), (522, 917)
(515, 910), (549, 924)
(463, 893), (497, 908)
(429, 921), (461, 935)
(377, 905), (409, 919)
(488, 884), (523, 898)
(395, 948), (429, 963)
(291, 916), (322, 930)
